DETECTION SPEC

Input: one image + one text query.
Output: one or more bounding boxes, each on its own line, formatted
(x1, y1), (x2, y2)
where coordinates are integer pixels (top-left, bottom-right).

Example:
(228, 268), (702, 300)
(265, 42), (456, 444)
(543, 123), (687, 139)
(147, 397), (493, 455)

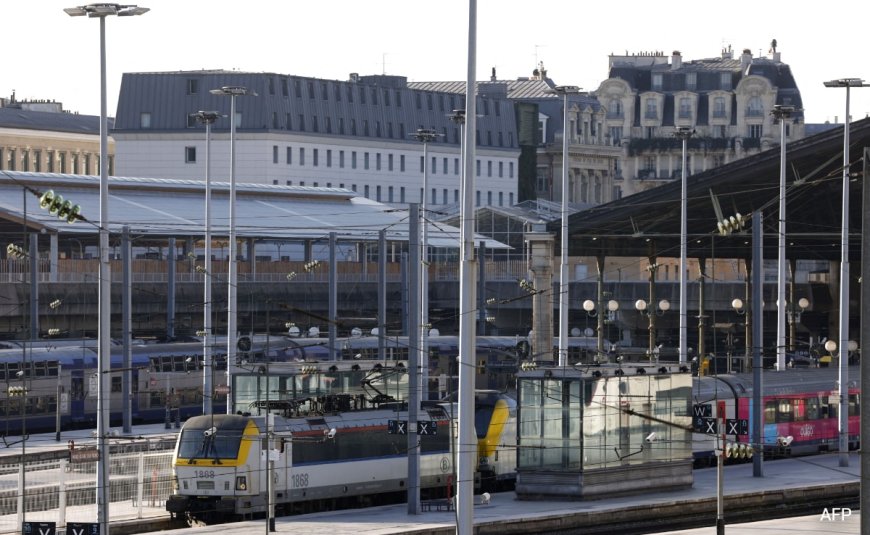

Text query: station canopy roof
(555, 117), (870, 262)
(0, 172), (509, 250)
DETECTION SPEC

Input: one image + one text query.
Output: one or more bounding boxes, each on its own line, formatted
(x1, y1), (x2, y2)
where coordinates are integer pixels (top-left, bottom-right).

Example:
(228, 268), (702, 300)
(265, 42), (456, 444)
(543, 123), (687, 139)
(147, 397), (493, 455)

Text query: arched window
(747, 96), (763, 117)
(608, 99), (622, 118)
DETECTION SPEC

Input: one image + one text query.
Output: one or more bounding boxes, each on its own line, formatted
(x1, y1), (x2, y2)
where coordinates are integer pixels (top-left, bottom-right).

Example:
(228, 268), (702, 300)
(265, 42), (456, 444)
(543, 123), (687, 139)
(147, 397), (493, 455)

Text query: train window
(793, 399), (806, 422)
(776, 399), (794, 423)
(849, 394), (860, 416)
(764, 400), (776, 424)
(111, 376), (122, 393)
(34, 362), (47, 377)
(48, 361), (59, 377)
(806, 398), (820, 420)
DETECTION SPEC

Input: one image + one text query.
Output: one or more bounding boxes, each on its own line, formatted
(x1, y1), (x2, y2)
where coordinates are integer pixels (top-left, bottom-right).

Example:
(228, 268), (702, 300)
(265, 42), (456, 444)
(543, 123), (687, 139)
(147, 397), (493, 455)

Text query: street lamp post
(209, 86), (255, 414)
(824, 77), (868, 468)
(546, 85), (581, 367)
(635, 298), (670, 361)
(64, 5), (149, 535)
(194, 111), (221, 415)
(410, 128), (439, 401)
(771, 105), (795, 371)
(674, 127), (693, 365)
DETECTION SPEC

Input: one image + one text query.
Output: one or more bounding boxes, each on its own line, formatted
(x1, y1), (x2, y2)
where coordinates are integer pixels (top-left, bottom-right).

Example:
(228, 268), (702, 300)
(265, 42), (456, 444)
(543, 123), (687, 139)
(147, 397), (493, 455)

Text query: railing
(0, 451), (173, 534)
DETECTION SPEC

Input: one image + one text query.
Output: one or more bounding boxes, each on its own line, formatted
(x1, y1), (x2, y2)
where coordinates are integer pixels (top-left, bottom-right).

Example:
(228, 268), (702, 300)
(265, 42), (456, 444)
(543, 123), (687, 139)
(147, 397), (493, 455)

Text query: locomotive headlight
(235, 476), (247, 491)
(479, 456), (490, 467)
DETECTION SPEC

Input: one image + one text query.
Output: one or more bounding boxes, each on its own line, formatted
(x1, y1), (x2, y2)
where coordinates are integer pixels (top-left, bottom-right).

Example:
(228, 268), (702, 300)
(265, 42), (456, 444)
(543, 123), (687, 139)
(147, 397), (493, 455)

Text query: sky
(5, 1), (869, 125)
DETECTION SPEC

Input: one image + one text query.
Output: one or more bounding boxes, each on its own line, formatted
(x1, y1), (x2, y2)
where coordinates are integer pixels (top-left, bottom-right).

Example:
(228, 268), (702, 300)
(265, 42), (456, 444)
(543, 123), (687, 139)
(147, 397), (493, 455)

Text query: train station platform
(145, 452), (861, 535)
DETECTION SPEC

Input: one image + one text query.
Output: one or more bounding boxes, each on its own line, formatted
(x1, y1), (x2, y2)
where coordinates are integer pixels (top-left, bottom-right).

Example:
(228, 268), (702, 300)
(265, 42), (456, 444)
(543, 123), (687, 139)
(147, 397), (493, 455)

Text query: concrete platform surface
(143, 452), (861, 535)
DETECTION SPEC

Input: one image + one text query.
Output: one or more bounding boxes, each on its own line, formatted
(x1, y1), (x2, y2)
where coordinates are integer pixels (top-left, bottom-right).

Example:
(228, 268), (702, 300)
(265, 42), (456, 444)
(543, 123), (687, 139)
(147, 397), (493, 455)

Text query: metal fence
(0, 451), (173, 534)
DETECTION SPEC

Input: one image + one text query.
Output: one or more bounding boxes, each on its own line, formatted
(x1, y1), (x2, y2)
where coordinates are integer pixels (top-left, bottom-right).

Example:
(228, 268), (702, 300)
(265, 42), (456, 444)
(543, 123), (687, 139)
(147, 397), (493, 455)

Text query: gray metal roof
(113, 70), (518, 151)
(0, 107), (110, 134)
(0, 171), (509, 249)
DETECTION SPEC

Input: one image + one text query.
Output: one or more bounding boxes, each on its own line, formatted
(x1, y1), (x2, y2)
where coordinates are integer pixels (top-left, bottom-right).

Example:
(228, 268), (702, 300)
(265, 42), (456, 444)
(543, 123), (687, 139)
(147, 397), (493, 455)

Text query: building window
(388, 153), (394, 171)
(273, 145), (278, 164)
(476, 159), (481, 177)
(312, 115), (319, 132)
(747, 96), (764, 117)
(431, 156), (437, 174)
(351, 119), (357, 135)
(339, 150), (345, 168)
(415, 92), (422, 109)
(364, 152), (370, 170)
(364, 185), (370, 198)
(371, 87), (378, 105)
(298, 114), (305, 131)
(645, 98), (658, 119)
(268, 77), (275, 95)
(313, 148), (319, 166)
(498, 191), (504, 206)
(454, 158), (459, 175)
(286, 147), (292, 164)
(185, 147), (196, 163)
(347, 85), (354, 102)
(400, 186), (406, 202)
(299, 147), (305, 165)
(307, 81), (315, 98)
(748, 124), (763, 138)
(376, 185), (381, 201)
(325, 117), (332, 134)
(186, 113), (198, 128)
(376, 153), (382, 170)
(487, 161), (492, 177)
(685, 72), (697, 91)
(720, 72), (732, 90)
(713, 97), (727, 118)
(326, 149), (332, 167)
(442, 189), (448, 204)
(476, 190), (481, 207)
(608, 99), (622, 118)
(286, 113), (292, 130)
(498, 161), (504, 178)
(363, 120), (370, 136)
(294, 79), (302, 97)
(396, 91), (402, 107)
(384, 89), (391, 106)
(321, 83), (328, 100)
(652, 73), (662, 91)
(282, 78), (289, 97)
(400, 154), (405, 172)
(443, 157), (448, 174)
(139, 112), (151, 128)
(678, 97), (692, 119)
(509, 162), (514, 178)
(454, 189), (459, 203)
(487, 191), (492, 205)
(388, 186), (394, 202)
(272, 112), (279, 129)
(352, 151), (357, 169)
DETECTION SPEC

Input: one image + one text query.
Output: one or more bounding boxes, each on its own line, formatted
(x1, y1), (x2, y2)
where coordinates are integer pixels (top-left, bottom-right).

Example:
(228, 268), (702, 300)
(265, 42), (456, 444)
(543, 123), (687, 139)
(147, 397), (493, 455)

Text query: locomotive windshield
(177, 415), (247, 460)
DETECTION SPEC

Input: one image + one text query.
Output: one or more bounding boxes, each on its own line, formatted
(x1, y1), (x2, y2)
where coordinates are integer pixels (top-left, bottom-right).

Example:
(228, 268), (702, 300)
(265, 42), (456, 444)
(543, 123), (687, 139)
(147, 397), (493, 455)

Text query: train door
(70, 370), (86, 422)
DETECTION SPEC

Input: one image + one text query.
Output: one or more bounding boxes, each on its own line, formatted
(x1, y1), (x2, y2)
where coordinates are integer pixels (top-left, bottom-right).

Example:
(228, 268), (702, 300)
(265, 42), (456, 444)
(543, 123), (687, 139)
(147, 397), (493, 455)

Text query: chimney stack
(671, 50), (682, 70)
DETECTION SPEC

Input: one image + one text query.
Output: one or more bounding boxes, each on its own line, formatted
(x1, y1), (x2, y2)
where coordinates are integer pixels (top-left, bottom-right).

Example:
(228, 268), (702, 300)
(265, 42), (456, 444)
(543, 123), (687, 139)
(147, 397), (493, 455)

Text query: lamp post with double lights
(824, 77), (868, 467)
(209, 86), (256, 413)
(545, 85), (581, 367)
(582, 298), (619, 360)
(771, 105), (796, 371)
(410, 128), (439, 400)
(64, 5), (148, 535)
(673, 127), (693, 365)
(195, 110), (221, 415)
(635, 298), (670, 362)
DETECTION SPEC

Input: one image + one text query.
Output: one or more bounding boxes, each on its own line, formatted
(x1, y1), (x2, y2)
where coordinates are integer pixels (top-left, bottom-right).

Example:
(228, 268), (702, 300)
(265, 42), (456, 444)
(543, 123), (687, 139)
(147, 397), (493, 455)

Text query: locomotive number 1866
(290, 473), (309, 488)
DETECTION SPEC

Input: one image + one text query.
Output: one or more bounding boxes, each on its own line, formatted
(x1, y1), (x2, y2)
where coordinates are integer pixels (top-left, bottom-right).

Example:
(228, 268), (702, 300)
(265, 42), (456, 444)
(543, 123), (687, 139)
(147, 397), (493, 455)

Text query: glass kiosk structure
(516, 365), (693, 498)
